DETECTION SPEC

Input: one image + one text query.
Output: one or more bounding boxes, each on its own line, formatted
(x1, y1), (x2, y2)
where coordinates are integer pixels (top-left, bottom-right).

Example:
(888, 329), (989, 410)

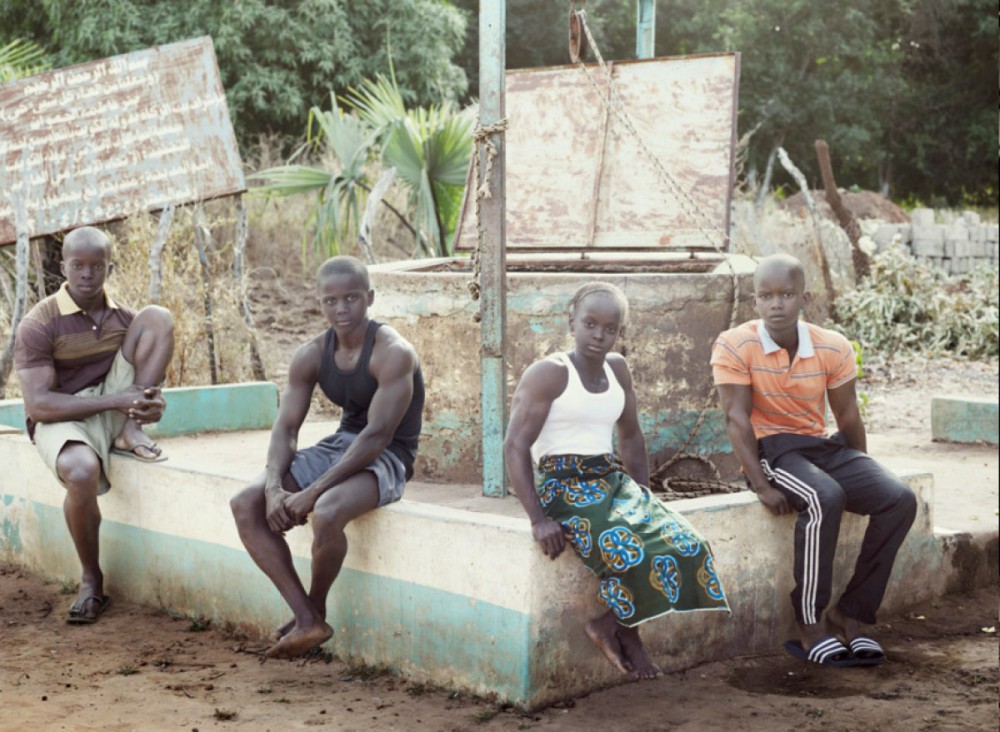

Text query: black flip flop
(849, 636), (887, 666)
(67, 595), (110, 624)
(784, 635), (858, 667)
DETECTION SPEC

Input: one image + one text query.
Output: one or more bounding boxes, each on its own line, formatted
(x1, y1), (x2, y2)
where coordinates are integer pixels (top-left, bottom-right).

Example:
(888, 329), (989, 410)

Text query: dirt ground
(1, 564), (996, 732)
(2, 277), (997, 731)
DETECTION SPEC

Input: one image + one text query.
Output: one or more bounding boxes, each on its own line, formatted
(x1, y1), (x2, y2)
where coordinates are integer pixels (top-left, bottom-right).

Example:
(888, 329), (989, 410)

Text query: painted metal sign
(455, 52), (739, 252)
(0, 36), (245, 245)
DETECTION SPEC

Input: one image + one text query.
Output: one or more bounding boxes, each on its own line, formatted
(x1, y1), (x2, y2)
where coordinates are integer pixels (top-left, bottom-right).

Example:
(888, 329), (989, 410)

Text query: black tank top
(318, 320), (424, 478)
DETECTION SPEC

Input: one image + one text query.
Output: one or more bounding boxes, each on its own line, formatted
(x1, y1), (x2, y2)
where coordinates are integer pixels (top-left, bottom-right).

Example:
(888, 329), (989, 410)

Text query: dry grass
(0, 199), (287, 398)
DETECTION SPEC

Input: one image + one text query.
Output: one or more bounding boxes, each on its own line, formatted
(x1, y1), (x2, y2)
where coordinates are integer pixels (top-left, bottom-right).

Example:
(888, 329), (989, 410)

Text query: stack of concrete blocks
(872, 208), (1000, 275)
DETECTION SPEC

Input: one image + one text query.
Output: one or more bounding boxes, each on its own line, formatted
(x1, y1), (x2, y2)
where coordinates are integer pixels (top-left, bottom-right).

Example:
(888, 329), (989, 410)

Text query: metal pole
(478, 0), (507, 497)
(636, 0), (656, 59)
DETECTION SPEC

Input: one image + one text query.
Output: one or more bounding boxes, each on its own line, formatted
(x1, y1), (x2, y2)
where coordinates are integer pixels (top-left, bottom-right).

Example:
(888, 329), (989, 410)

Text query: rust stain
(0, 37), (244, 246)
(456, 53), (738, 254)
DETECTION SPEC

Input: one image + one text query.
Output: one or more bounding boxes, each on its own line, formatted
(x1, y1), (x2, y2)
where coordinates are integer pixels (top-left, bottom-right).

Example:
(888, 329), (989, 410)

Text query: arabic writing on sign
(0, 37), (244, 244)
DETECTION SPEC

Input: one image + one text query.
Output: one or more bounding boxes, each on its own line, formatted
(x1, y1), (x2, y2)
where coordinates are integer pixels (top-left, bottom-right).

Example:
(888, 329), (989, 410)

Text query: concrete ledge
(0, 429), (995, 710)
(931, 395), (999, 445)
(0, 382), (278, 437)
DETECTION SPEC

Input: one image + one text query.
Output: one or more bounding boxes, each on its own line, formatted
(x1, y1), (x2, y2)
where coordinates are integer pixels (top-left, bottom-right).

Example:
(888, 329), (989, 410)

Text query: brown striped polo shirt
(14, 282), (135, 396)
(711, 319), (857, 439)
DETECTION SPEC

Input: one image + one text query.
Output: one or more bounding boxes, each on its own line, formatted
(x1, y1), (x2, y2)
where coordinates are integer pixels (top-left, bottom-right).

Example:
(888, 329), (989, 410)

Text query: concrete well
(369, 253), (757, 484)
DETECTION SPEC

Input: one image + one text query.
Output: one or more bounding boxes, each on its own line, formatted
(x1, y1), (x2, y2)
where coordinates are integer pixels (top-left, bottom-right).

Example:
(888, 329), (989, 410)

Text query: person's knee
(137, 304), (174, 330)
(56, 447), (101, 491)
(814, 483), (846, 514)
(311, 501), (347, 536)
(895, 484), (918, 520)
(230, 485), (262, 525)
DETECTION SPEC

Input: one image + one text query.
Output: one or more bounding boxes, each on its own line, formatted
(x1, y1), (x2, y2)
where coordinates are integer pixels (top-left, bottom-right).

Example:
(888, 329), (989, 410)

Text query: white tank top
(530, 352), (626, 463)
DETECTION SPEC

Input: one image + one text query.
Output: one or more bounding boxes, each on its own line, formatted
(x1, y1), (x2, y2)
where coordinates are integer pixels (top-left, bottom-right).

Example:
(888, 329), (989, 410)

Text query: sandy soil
(1, 563), (996, 732)
(2, 278), (997, 731)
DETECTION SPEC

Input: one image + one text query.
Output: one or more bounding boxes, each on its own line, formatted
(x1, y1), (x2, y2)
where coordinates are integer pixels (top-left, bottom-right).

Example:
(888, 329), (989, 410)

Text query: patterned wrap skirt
(536, 453), (730, 627)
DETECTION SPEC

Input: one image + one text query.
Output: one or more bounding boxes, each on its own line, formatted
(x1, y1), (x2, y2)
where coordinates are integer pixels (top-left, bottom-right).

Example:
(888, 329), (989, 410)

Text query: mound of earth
(781, 189), (910, 223)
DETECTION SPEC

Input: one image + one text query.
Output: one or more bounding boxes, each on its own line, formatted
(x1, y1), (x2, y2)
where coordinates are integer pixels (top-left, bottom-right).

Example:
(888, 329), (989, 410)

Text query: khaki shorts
(33, 350), (135, 495)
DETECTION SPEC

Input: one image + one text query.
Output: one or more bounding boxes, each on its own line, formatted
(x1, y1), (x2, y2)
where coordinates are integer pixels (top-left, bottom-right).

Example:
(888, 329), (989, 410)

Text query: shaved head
(317, 255), (370, 290)
(754, 253), (806, 290)
(63, 227), (112, 259)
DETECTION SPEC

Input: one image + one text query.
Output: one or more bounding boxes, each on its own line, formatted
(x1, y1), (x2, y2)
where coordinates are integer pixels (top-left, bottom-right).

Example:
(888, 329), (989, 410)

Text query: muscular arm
(827, 378), (866, 453)
(18, 364), (160, 425)
(716, 382), (791, 516)
(504, 360), (570, 559)
(608, 355), (649, 487)
(261, 338), (322, 532)
(283, 333), (418, 521)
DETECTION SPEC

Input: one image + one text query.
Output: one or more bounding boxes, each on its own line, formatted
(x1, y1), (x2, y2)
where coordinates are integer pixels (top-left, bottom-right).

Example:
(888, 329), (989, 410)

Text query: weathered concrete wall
(2, 429), (994, 710)
(369, 257), (757, 483)
(931, 395), (999, 445)
(0, 382), (278, 437)
(872, 209), (999, 274)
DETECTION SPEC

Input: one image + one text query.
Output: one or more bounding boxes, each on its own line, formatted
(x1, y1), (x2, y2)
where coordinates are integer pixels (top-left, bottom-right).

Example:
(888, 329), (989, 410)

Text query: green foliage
(252, 74), (473, 260)
(454, 0), (995, 205)
(834, 244), (999, 360)
(0, 0), (467, 148)
(0, 38), (51, 81)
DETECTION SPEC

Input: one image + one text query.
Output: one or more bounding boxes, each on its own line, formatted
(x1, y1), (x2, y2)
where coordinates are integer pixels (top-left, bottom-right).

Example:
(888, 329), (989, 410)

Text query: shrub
(833, 244), (999, 360)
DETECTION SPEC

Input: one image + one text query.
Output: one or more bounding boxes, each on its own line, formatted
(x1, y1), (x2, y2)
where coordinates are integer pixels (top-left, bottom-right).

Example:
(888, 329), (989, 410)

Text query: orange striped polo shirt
(711, 320), (857, 439)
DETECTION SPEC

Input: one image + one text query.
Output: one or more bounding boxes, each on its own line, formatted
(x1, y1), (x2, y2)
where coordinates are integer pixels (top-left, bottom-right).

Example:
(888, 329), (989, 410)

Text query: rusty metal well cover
(456, 52), (739, 253)
(0, 36), (245, 246)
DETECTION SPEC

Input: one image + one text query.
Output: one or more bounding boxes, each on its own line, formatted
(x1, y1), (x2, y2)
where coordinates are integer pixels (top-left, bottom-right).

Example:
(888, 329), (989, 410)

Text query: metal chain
(574, 9), (749, 495)
(468, 118), (509, 321)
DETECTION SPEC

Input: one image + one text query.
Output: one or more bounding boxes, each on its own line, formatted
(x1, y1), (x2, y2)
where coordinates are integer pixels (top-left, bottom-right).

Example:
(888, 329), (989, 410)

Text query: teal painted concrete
(641, 409), (732, 455)
(1, 498), (534, 704)
(0, 383), (278, 437)
(151, 382), (278, 437)
(931, 396), (999, 445)
(0, 494), (23, 554)
(0, 399), (25, 431)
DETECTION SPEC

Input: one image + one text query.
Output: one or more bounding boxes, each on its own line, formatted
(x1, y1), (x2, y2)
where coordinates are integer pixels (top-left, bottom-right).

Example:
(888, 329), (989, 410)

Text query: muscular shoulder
(287, 332), (326, 384)
(371, 324), (419, 379)
(517, 356), (569, 401)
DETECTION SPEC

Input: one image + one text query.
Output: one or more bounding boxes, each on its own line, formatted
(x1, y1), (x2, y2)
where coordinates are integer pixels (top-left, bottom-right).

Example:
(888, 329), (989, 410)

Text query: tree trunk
(815, 139), (870, 280)
(777, 147), (837, 309)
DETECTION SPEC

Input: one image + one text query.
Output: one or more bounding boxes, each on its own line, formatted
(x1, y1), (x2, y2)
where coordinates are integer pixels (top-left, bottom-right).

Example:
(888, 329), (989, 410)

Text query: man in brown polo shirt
(14, 226), (175, 624)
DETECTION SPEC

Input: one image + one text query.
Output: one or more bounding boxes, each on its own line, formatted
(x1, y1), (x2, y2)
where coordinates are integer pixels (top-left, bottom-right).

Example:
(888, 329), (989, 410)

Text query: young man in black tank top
(231, 256), (424, 659)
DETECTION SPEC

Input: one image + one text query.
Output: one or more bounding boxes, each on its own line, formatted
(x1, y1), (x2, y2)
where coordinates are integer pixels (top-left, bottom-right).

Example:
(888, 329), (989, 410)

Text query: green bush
(833, 244), (999, 360)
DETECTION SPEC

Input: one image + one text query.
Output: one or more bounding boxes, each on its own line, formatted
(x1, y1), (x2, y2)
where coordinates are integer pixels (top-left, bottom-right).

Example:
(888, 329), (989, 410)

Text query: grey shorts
(33, 350), (134, 495)
(288, 432), (407, 507)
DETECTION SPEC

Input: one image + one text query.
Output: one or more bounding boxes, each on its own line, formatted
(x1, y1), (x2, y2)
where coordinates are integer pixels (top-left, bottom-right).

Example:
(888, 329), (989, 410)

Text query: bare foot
(273, 618), (295, 641)
(113, 429), (163, 460)
(264, 622), (333, 659)
(826, 605), (862, 642)
(797, 620), (830, 652)
(584, 612), (633, 675)
(618, 625), (662, 679)
(275, 600), (326, 640)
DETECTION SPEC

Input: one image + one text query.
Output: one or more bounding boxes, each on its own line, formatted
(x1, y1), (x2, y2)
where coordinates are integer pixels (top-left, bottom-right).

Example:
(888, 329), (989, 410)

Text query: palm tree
(252, 74), (473, 260)
(0, 38), (50, 82)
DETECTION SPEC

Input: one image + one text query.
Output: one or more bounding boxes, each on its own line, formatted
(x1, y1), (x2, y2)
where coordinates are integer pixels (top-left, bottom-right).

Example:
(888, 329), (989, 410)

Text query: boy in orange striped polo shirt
(711, 253), (916, 667)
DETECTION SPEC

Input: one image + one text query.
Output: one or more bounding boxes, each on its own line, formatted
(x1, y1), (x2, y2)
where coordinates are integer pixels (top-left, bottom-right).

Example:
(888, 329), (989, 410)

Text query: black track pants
(758, 433), (917, 625)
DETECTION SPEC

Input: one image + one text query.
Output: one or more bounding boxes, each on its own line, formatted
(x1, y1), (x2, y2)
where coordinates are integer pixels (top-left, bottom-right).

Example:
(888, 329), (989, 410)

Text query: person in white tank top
(505, 283), (730, 681)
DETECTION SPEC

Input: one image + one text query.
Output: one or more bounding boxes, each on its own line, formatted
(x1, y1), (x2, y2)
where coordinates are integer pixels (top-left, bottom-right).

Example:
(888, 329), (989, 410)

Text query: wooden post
(232, 195), (266, 381)
(0, 200), (29, 399)
(148, 203), (175, 304)
(479, 0), (508, 497)
(635, 0), (656, 59)
(193, 209), (218, 385)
